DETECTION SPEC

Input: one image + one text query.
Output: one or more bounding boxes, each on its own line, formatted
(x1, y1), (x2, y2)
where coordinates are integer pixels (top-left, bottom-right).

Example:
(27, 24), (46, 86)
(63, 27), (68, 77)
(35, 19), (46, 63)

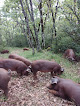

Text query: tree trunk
(20, 0), (35, 55)
(17, 5), (30, 47)
(48, 0), (59, 46)
(38, 0), (45, 48)
(74, 0), (76, 12)
(26, 0), (41, 52)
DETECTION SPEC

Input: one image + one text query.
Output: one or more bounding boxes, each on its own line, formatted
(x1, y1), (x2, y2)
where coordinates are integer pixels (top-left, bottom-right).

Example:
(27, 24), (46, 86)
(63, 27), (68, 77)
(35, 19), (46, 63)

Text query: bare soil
(0, 72), (75, 106)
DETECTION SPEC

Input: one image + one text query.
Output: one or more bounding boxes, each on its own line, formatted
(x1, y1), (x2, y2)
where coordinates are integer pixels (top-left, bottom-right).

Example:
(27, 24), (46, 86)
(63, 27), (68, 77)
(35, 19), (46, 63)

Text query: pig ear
(61, 68), (64, 72)
(51, 78), (59, 84)
(8, 69), (11, 73)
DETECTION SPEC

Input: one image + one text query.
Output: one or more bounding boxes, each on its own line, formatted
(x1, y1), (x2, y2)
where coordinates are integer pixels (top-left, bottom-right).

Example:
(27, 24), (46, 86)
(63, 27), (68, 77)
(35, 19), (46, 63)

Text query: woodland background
(0, 0), (80, 55)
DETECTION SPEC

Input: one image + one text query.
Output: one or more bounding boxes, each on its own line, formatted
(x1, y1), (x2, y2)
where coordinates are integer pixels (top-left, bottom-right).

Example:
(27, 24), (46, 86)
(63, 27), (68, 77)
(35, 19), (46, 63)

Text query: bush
(52, 37), (80, 53)
(0, 39), (6, 52)
(8, 35), (28, 47)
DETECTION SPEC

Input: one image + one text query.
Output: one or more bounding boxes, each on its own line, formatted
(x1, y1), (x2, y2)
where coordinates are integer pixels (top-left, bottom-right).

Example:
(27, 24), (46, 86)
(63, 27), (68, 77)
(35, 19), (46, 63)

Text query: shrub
(0, 39), (6, 52)
(8, 35), (28, 47)
(52, 37), (80, 53)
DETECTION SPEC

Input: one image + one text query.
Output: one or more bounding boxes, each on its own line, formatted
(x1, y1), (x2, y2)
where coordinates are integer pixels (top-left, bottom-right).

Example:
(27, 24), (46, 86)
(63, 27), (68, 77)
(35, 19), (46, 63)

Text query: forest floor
(0, 47), (80, 106)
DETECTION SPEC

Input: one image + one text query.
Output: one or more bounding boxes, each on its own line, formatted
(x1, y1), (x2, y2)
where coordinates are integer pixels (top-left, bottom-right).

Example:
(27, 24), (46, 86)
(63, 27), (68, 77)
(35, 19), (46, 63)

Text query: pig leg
(33, 72), (37, 80)
(51, 71), (54, 76)
(48, 89), (66, 99)
(3, 86), (9, 98)
(4, 88), (8, 97)
(19, 71), (23, 76)
(17, 69), (23, 76)
(48, 89), (59, 95)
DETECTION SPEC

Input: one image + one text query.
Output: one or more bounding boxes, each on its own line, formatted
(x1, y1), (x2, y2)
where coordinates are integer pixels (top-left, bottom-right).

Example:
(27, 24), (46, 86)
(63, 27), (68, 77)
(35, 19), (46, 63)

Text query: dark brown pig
(26, 60), (64, 80)
(47, 76), (80, 106)
(9, 54), (31, 66)
(64, 49), (75, 61)
(23, 48), (29, 51)
(0, 68), (11, 97)
(0, 59), (29, 76)
(1, 50), (9, 54)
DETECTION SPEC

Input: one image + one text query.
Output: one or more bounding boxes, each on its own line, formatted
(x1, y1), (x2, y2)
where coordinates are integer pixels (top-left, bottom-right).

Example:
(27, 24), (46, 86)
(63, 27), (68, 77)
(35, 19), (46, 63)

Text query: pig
(9, 54), (31, 66)
(26, 60), (64, 80)
(1, 50), (9, 54)
(64, 49), (75, 61)
(0, 68), (11, 97)
(0, 59), (29, 76)
(23, 48), (29, 51)
(47, 76), (80, 106)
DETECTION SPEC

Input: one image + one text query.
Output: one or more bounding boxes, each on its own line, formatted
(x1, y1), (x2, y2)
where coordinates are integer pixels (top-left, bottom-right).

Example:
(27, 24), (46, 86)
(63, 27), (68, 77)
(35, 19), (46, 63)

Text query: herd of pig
(0, 48), (80, 106)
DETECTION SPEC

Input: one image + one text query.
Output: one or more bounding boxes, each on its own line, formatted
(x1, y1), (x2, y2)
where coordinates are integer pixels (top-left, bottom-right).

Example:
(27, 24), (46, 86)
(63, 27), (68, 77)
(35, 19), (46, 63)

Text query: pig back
(64, 49), (75, 59)
(9, 54), (31, 66)
(31, 60), (61, 72)
(58, 78), (80, 104)
(0, 59), (27, 71)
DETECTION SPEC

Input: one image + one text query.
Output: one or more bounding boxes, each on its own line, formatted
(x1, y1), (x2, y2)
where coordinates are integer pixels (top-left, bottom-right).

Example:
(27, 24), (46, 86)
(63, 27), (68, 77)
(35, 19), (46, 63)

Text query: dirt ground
(0, 72), (75, 106)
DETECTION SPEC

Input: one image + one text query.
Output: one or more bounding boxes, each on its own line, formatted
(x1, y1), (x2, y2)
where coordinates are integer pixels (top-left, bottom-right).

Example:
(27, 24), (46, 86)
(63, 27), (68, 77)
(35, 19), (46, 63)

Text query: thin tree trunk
(74, 0), (76, 12)
(20, 0), (35, 55)
(44, 12), (49, 27)
(37, 12), (48, 33)
(48, 0), (59, 45)
(30, 28), (36, 46)
(26, 0), (41, 52)
(38, 0), (45, 48)
(48, 0), (56, 37)
(17, 5), (30, 47)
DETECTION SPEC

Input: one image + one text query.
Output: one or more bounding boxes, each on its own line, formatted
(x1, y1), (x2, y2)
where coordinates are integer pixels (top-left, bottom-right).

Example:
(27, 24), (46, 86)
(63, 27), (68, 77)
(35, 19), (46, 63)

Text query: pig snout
(60, 67), (64, 74)
(55, 67), (64, 75)
(26, 65), (32, 73)
(46, 78), (59, 90)
(68, 57), (75, 61)
(26, 68), (32, 73)
(61, 68), (64, 72)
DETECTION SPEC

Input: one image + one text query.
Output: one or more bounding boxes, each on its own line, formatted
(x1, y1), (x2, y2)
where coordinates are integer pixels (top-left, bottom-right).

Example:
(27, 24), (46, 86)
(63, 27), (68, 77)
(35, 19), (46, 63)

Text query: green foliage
(10, 35), (28, 47)
(52, 36), (80, 53)
(77, 0), (80, 8)
(0, 39), (6, 52)
(62, 22), (80, 45)
(0, 45), (4, 52)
